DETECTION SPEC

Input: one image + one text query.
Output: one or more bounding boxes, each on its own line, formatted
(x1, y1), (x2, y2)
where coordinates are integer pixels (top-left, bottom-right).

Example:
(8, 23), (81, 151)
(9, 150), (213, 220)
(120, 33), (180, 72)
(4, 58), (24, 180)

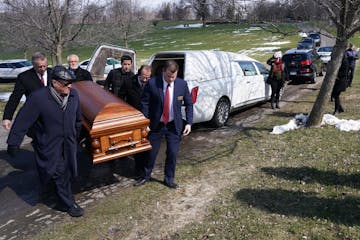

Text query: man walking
(104, 55), (134, 99)
(67, 54), (93, 82)
(124, 65), (152, 179)
(2, 52), (51, 130)
(135, 60), (193, 189)
(7, 66), (84, 217)
(345, 43), (358, 87)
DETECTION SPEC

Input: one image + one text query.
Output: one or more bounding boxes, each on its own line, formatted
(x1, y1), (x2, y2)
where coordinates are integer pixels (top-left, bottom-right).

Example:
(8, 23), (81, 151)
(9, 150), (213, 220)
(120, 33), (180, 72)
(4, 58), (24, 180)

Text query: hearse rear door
(87, 44), (137, 85)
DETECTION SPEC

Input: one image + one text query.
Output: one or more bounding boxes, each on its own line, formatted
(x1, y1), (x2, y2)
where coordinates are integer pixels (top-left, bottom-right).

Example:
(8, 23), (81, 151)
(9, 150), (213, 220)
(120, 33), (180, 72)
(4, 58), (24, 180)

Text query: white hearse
(147, 50), (271, 127)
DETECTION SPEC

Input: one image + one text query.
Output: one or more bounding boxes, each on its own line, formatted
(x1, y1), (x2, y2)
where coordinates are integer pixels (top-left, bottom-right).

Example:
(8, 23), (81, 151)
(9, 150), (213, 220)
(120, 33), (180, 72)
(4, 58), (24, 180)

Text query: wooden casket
(72, 81), (151, 164)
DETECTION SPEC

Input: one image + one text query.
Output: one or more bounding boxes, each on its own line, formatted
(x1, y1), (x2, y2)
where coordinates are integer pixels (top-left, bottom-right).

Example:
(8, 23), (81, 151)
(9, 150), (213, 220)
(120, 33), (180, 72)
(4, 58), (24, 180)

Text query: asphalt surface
(0, 32), (335, 240)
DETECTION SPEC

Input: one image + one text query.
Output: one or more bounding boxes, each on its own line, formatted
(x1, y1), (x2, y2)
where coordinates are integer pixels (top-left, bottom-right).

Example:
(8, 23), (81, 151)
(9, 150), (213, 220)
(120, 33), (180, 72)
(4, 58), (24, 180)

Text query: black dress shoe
(67, 203), (84, 217)
(164, 181), (178, 189)
(134, 178), (148, 186)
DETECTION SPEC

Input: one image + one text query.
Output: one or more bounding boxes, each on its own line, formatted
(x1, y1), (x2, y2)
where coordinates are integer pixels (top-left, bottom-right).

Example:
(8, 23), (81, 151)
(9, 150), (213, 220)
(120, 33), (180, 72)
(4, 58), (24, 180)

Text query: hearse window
(254, 62), (269, 75)
(238, 61), (257, 76)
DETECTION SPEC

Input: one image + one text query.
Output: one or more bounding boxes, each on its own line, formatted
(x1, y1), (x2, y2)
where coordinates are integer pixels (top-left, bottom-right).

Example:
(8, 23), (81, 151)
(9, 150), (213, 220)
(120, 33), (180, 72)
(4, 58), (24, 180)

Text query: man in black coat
(104, 55), (134, 100)
(67, 54), (93, 82)
(2, 52), (51, 130)
(7, 66), (84, 217)
(332, 55), (349, 115)
(124, 65), (152, 179)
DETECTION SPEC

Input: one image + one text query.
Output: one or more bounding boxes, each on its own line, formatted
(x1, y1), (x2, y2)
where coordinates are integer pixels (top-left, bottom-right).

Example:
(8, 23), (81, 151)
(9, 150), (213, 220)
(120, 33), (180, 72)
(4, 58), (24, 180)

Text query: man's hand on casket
(7, 145), (20, 158)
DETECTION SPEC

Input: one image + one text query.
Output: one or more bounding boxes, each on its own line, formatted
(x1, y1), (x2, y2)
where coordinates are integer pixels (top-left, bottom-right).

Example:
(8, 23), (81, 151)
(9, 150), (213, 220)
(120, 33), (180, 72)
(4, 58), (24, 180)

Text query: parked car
(80, 57), (122, 79)
(297, 37), (316, 50)
(0, 59), (32, 82)
(317, 46), (333, 65)
(308, 32), (321, 47)
(147, 50), (271, 127)
(283, 48), (324, 83)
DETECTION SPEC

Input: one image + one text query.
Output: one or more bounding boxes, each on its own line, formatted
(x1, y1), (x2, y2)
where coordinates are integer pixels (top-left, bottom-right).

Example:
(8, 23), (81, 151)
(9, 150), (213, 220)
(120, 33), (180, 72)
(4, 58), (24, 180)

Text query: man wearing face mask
(6, 66), (84, 217)
(2, 52), (51, 130)
(104, 55), (135, 100)
(67, 54), (93, 82)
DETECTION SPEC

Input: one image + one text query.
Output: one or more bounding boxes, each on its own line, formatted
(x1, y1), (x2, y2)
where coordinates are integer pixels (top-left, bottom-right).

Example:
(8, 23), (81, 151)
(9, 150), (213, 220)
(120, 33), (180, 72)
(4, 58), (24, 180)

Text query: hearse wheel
(211, 98), (230, 127)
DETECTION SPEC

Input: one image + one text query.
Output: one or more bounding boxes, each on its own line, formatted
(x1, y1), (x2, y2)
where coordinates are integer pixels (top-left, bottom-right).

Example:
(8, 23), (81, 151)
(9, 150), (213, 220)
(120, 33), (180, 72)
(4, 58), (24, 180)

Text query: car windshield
(13, 61), (32, 68)
(283, 54), (307, 62)
(318, 46), (333, 52)
(302, 38), (313, 43)
(107, 58), (120, 65)
(309, 34), (320, 39)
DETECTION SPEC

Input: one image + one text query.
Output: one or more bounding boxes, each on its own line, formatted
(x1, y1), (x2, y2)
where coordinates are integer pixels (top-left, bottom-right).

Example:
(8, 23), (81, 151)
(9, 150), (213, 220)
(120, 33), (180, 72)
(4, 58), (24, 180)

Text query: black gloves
(7, 145), (20, 157)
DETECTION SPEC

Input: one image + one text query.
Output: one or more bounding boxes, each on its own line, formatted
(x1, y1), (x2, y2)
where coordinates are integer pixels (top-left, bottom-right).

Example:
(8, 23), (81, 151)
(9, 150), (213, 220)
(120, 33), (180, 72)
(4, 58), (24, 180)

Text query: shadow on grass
(261, 166), (360, 189)
(236, 188), (360, 226)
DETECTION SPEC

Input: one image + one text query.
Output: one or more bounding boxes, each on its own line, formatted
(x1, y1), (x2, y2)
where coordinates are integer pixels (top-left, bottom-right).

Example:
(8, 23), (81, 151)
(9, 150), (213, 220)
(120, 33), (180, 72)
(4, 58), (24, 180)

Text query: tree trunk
(56, 43), (62, 65)
(305, 39), (348, 127)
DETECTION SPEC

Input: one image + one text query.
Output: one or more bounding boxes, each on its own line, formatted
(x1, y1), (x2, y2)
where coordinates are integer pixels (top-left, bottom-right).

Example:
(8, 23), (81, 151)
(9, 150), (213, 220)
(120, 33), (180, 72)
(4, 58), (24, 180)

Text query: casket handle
(107, 140), (140, 151)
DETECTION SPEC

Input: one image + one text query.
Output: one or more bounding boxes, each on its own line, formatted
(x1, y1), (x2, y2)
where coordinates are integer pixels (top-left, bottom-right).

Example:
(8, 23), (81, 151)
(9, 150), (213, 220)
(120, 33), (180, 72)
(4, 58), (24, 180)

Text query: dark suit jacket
(72, 67), (93, 82)
(104, 68), (134, 100)
(3, 68), (52, 120)
(124, 74), (144, 111)
(7, 87), (82, 181)
(141, 76), (193, 136)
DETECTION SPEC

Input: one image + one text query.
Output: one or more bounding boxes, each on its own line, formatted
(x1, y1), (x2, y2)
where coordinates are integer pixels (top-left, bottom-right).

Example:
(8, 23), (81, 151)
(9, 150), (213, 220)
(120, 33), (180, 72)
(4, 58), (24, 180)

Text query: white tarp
(271, 114), (360, 134)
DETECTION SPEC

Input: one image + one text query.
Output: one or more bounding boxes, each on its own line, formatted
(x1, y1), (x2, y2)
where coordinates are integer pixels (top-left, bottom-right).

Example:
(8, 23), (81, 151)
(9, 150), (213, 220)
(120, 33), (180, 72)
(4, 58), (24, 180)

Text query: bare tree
(190, 0), (211, 26)
(106, 0), (150, 48)
(1, 0), (91, 64)
(306, 0), (360, 127)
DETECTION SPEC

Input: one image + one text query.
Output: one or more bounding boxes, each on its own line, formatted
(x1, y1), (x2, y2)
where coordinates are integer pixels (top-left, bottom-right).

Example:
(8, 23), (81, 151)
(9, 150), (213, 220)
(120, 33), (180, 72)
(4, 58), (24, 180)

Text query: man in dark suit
(2, 52), (51, 130)
(67, 54), (93, 82)
(104, 55), (134, 100)
(7, 66), (84, 217)
(124, 65), (152, 179)
(135, 60), (193, 189)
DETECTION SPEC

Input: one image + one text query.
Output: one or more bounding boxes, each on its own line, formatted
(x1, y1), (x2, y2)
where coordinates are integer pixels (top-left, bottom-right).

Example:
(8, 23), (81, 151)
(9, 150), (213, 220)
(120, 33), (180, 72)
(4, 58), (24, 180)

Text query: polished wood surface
(72, 81), (151, 164)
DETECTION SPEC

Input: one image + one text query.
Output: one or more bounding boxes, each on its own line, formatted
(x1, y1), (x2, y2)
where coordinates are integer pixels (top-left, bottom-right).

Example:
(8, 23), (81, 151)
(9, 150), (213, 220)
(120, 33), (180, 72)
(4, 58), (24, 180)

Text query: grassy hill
(1, 22), (300, 65)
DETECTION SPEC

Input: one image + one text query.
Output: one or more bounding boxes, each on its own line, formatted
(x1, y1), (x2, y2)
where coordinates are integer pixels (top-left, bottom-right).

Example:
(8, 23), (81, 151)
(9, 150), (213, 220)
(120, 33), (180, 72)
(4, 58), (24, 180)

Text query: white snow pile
(164, 23), (203, 30)
(263, 41), (290, 46)
(271, 114), (360, 134)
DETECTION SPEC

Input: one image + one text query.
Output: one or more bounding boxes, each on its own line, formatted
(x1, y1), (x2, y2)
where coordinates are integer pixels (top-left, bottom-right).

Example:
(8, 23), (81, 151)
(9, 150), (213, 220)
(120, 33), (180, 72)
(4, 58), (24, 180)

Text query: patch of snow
(164, 23), (204, 30)
(263, 41), (291, 46)
(299, 32), (308, 38)
(0, 92), (25, 103)
(143, 42), (157, 46)
(245, 27), (262, 33)
(238, 46), (281, 55)
(186, 42), (203, 46)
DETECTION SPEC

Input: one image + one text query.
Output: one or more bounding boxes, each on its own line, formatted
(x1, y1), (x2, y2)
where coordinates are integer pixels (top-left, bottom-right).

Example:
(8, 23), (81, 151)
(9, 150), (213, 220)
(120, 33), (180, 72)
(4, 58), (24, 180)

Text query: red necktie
(40, 74), (45, 85)
(163, 84), (170, 124)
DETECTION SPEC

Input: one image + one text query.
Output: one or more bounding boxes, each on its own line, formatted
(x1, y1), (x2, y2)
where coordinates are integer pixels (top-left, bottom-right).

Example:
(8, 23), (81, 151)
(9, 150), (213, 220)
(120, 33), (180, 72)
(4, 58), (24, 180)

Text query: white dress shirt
(37, 71), (48, 86)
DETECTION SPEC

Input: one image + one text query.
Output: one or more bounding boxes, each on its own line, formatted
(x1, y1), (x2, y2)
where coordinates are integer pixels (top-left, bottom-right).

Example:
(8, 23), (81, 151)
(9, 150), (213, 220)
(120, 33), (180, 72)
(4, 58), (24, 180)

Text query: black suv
(283, 48), (324, 83)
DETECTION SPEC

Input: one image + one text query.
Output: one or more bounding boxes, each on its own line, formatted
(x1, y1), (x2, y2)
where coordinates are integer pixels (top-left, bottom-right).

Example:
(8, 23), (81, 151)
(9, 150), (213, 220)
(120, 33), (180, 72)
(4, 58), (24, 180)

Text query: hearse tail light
(191, 86), (199, 104)
(300, 59), (312, 66)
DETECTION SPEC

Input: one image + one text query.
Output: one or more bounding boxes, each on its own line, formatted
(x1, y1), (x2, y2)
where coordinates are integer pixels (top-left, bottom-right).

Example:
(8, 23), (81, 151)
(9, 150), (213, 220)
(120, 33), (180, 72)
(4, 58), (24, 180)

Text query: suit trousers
(52, 157), (75, 208)
(145, 121), (181, 184)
